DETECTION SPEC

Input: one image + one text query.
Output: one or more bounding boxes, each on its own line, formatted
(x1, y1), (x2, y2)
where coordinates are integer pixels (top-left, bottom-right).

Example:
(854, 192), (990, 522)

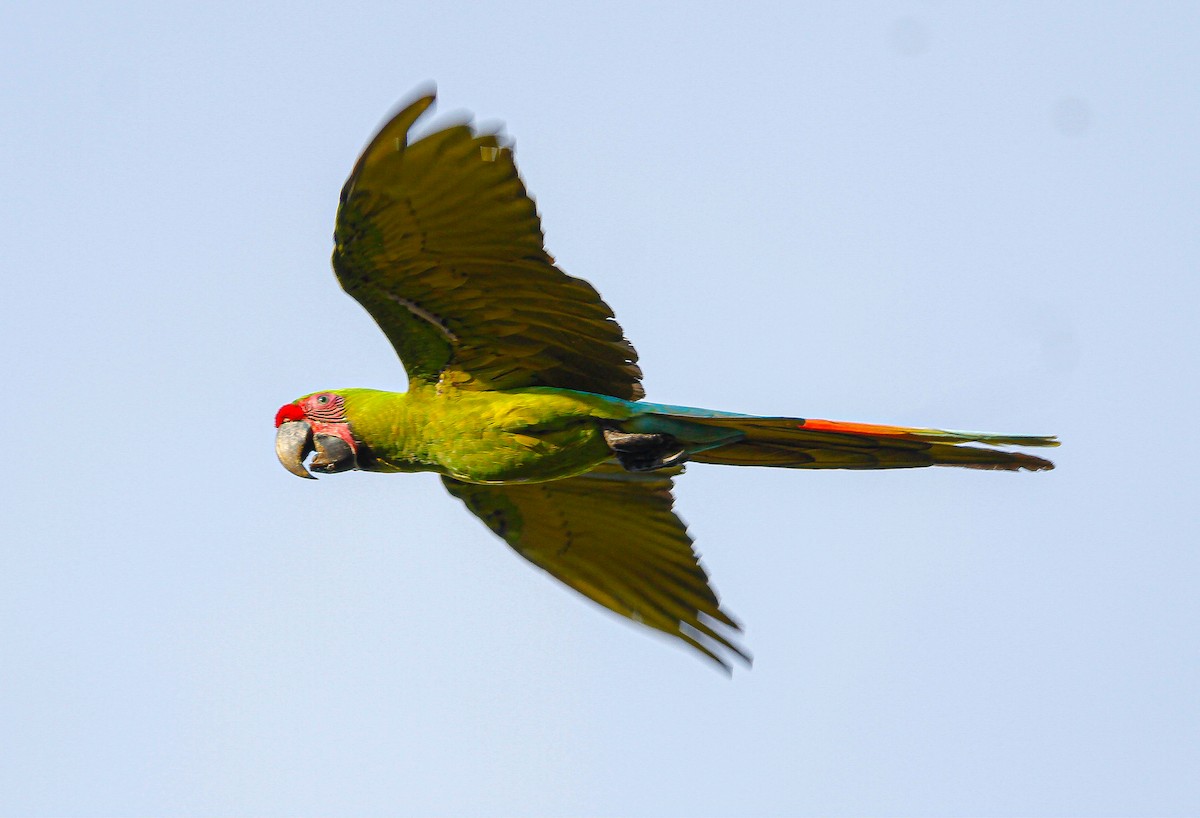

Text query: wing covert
(333, 91), (644, 399)
(442, 463), (749, 670)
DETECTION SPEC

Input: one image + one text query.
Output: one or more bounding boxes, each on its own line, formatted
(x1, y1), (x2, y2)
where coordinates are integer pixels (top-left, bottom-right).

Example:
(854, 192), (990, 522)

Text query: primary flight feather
(275, 89), (1057, 670)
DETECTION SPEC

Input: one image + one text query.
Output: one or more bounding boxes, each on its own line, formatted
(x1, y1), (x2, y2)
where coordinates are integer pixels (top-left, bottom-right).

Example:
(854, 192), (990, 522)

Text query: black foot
(604, 428), (688, 472)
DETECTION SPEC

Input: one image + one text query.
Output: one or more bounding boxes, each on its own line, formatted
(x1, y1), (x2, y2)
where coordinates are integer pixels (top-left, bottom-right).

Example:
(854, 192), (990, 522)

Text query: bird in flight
(275, 89), (1057, 670)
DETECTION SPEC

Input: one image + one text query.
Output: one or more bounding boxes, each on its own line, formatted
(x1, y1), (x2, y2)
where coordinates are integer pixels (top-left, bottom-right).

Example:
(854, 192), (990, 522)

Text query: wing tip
(681, 621), (753, 674)
(342, 86), (440, 200)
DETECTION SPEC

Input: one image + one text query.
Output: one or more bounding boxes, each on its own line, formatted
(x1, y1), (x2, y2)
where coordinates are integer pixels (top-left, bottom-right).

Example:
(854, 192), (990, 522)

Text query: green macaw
(275, 90), (1057, 669)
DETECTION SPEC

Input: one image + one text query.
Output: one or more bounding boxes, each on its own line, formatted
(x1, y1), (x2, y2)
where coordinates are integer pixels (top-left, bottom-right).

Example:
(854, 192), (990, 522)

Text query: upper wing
(332, 91), (644, 400)
(442, 463), (749, 670)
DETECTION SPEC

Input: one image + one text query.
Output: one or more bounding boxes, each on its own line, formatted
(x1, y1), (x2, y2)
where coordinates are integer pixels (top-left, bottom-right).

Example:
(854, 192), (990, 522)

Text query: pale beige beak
(275, 420), (316, 479)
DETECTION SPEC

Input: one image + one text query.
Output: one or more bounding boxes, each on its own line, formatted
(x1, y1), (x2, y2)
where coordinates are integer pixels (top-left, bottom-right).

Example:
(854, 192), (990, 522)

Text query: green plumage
(331, 385), (629, 483)
(332, 94), (642, 399)
(276, 90), (1057, 670)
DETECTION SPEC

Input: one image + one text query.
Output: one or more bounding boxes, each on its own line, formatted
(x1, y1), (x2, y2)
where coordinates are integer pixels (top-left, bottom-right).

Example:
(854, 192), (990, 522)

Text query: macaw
(275, 90), (1056, 670)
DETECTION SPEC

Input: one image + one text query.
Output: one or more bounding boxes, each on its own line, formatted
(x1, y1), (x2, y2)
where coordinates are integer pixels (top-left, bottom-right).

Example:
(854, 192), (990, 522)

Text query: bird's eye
(317, 395), (330, 404)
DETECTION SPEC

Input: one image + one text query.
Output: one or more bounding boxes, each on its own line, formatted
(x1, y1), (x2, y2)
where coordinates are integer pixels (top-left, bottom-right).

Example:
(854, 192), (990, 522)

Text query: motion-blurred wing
(333, 91), (644, 399)
(442, 463), (748, 670)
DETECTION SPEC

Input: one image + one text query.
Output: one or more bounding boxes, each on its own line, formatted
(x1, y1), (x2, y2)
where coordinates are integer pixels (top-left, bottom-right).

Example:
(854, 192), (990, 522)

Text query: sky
(3, 2), (1198, 815)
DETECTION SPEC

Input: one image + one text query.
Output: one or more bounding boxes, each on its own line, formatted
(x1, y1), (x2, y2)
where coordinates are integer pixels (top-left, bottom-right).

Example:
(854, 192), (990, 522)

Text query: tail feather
(794, 418), (1058, 449)
(631, 413), (1057, 473)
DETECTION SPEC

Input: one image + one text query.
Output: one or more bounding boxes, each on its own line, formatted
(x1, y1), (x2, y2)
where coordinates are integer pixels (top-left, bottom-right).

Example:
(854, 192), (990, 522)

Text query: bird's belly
(435, 416), (612, 485)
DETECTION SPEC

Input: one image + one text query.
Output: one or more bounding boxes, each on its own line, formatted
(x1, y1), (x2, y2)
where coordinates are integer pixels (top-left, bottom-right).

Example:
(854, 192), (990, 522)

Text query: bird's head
(274, 391), (360, 479)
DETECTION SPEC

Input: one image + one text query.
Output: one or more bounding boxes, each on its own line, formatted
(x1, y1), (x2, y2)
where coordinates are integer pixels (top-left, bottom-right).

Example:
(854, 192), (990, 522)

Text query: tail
(624, 408), (1057, 472)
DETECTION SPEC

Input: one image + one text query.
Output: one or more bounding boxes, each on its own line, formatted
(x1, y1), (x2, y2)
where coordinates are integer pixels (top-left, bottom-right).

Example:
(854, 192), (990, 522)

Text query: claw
(604, 428), (687, 472)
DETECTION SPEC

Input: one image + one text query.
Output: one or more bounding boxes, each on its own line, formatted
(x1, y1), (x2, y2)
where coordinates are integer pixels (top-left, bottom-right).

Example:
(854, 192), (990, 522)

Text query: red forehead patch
(274, 403), (306, 428)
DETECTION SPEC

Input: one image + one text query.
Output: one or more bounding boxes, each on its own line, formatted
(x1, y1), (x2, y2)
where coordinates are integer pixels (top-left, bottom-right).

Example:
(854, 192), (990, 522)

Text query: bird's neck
(340, 387), (433, 473)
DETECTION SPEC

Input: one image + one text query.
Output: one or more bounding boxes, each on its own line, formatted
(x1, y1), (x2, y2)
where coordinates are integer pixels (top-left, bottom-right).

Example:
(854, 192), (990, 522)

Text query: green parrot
(275, 90), (1057, 670)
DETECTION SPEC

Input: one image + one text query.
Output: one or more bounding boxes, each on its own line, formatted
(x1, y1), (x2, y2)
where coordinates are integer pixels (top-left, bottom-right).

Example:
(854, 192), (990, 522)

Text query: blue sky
(3, 2), (1198, 815)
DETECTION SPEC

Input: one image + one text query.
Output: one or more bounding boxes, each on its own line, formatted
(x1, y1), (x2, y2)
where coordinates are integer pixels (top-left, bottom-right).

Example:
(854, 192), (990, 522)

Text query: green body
(335, 385), (634, 484)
